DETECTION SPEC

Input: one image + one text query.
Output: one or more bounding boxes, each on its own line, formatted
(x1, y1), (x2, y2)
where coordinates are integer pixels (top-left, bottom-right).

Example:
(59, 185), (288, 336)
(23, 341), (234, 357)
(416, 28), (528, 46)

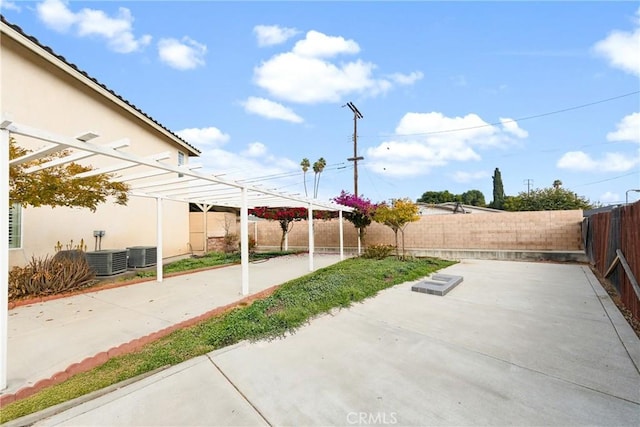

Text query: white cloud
(389, 71), (424, 85)
(254, 25), (299, 47)
(176, 127), (230, 148)
(366, 112), (528, 177)
(500, 118), (529, 138)
(607, 112), (640, 143)
(36, 0), (76, 32)
(177, 127), (299, 187)
(599, 191), (621, 203)
(198, 147), (299, 185)
(36, 0), (151, 53)
(593, 8), (640, 76)
(557, 150), (640, 172)
(242, 97), (304, 123)
(253, 30), (421, 104)
(0, 1), (20, 12)
(242, 142), (268, 158)
(451, 170), (490, 183)
(158, 37), (207, 70)
(292, 30), (360, 58)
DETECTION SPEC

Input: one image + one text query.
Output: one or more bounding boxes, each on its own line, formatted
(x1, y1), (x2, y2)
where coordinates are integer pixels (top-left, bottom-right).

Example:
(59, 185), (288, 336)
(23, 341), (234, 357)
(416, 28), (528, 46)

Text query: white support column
(240, 187), (249, 295)
(339, 210), (344, 261)
(156, 197), (163, 282)
(1, 129), (10, 390)
(308, 203), (314, 271)
(202, 204), (210, 253)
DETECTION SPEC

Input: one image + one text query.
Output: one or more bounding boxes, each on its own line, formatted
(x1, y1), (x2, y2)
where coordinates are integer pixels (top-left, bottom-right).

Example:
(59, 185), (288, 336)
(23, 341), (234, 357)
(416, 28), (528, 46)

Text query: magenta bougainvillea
(249, 207), (337, 250)
(332, 191), (380, 243)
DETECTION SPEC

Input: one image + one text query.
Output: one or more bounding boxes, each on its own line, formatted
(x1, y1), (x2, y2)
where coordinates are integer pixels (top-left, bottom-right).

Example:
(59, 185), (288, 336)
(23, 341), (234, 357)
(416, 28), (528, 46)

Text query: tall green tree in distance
(460, 190), (486, 207)
(416, 190), (486, 206)
(417, 190), (459, 204)
(503, 186), (593, 211)
(312, 157), (326, 198)
(490, 168), (505, 209)
(300, 158), (310, 197)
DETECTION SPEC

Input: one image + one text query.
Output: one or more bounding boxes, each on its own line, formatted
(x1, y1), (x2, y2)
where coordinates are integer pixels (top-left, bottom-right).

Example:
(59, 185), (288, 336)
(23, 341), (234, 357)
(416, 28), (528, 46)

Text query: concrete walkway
(6, 259), (640, 426)
(4, 254), (344, 397)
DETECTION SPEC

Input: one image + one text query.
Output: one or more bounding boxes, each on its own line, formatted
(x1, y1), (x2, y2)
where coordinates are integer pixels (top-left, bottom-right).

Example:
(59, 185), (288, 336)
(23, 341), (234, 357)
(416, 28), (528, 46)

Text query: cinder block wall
(255, 210), (584, 251)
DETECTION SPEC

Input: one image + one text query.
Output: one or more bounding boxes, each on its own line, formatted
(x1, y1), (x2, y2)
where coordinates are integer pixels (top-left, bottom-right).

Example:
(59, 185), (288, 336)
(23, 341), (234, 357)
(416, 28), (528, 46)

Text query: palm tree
(312, 157), (326, 198)
(300, 158), (310, 197)
(553, 179), (562, 190)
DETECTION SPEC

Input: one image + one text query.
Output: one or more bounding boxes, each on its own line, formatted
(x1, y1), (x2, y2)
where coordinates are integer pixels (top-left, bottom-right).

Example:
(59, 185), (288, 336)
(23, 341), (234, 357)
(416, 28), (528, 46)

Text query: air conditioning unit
(85, 250), (128, 276)
(127, 246), (157, 268)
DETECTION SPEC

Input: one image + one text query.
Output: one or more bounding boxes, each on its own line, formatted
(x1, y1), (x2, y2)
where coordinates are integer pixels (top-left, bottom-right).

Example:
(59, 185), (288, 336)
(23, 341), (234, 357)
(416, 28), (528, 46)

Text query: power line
(573, 171), (640, 187)
(371, 90), (639, 139)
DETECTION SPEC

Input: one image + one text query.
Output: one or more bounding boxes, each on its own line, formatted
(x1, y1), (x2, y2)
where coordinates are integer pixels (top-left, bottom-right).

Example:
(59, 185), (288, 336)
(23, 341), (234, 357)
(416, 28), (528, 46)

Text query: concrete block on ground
(412, 274), (463, 296)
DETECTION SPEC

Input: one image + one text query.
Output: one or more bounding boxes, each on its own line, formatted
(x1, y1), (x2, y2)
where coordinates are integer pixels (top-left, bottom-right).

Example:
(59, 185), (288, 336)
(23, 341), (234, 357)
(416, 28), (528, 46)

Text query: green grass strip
(135, 250), (300, 277)
(1, 256), (455, 423)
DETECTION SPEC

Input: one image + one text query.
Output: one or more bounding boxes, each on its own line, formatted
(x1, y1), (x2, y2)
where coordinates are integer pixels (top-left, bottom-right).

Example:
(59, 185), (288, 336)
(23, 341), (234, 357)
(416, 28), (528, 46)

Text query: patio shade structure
(0, 119), (352, 390)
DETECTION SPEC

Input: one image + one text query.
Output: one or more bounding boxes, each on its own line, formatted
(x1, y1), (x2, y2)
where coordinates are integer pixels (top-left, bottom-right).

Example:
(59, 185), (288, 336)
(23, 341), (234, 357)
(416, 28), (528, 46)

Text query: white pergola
(0, 120), (351, 390)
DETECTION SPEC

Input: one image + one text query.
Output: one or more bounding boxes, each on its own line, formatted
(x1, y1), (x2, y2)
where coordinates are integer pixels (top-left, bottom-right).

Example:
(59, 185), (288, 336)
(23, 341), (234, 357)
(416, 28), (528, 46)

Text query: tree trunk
(393, 229), (399, 259)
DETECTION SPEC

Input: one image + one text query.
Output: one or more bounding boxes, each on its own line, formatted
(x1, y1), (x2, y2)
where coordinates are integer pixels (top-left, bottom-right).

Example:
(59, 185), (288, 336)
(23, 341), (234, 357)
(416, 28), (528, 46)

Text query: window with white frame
(9, 203), (22, 249)
(178, 150), (185, 178)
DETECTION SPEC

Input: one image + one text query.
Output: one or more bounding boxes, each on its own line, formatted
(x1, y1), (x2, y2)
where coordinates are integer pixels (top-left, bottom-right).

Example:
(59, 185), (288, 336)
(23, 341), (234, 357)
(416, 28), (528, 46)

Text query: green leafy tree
(374, 198), (420, 259)
(312, 157), (327, 198)
(417, 190), (460, 204)
(460, 190), (486, 206)
(300, 158), (310, 197)
(503, 187), (593, 211)
(490, 168), (505, 209)
(9, 137), (129, 211)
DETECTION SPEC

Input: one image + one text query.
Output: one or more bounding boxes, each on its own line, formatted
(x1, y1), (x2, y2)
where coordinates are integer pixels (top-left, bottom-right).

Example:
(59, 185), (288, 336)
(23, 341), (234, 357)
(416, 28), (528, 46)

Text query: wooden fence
(583, 201), (640, 322)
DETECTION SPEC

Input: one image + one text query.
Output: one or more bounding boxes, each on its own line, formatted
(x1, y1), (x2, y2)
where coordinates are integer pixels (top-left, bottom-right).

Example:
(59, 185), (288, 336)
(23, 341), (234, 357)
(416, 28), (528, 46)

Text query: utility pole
(344, 102), (363, 196)
(524, 179), (534, 195)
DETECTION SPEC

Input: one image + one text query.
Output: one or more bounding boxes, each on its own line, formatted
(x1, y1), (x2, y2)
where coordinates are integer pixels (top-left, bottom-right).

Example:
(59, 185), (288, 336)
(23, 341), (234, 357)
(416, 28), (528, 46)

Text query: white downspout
(1, 128), (10, 390)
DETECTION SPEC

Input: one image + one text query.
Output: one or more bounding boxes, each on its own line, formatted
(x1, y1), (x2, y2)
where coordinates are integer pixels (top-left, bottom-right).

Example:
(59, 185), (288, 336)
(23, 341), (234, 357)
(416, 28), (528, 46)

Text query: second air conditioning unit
(127, 246), (157, 268)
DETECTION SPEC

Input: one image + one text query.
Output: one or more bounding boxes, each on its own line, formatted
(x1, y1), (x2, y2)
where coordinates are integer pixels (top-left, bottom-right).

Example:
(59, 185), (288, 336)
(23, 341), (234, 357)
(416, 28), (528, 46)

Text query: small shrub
(362, 244), (395, 260)
(238, 235), (257, 253)
(223, 233), (239, 253)
(9, 255), (96, 301)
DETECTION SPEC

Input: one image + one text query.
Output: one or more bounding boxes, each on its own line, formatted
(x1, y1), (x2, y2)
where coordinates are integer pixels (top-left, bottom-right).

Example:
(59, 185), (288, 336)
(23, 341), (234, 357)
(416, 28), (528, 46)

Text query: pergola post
(308, 203), (314, 271)
(240, 187), (249, 295)
(1, 128), (10, 390)
(339, 210), (344, 261)
(156, 197), (163, 282)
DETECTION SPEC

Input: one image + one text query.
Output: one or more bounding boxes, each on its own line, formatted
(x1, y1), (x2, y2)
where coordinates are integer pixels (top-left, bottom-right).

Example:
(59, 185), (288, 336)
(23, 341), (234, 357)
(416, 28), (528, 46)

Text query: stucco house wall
(2, 20), (199, 267)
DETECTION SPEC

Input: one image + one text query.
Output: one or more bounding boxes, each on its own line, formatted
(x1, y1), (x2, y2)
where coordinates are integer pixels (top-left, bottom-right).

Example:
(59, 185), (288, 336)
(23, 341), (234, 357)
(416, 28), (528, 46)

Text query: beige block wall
(189, 212), (240, 252)
(255, 210), (584, 251)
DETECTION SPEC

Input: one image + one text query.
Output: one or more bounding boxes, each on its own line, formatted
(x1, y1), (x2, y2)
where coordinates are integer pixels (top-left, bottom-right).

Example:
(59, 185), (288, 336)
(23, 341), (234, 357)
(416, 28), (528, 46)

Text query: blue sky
(2, 0), (639, 206)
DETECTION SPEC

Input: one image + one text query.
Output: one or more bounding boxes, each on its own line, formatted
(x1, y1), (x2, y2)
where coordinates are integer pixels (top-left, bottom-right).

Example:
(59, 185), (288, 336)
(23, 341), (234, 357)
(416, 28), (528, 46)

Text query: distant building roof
(417, 202), (502, 215)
